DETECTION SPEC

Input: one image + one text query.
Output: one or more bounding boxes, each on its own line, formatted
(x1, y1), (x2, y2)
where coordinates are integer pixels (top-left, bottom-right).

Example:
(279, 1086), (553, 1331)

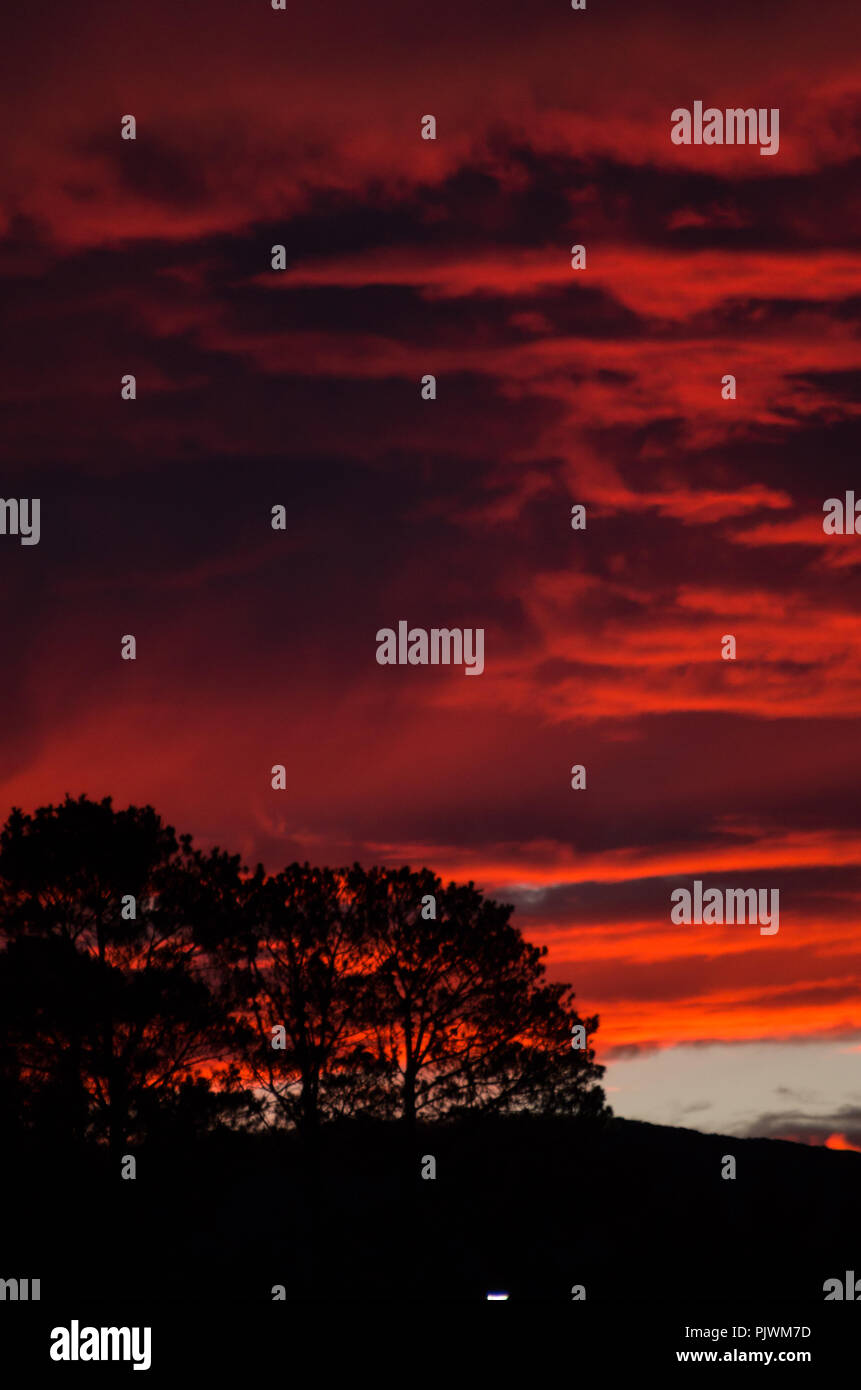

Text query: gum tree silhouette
(351, 865), (606, 1144)
(0, 796), (243, 1152)
(233, 863), (390, 1139)
(0, 797), (609, 1165)
(226, 861), (607, 1148)
(0, 932), (97, 1143)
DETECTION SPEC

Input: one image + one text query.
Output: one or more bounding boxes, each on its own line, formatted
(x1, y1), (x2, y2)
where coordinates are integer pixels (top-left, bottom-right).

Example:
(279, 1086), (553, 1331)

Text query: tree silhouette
(0, 932), (96, 1143)
(234, 863), (389, 1136)
(0, 796), (609, 1155)
(0, 796), (240, 1150)
(351, 865), (606, 1141)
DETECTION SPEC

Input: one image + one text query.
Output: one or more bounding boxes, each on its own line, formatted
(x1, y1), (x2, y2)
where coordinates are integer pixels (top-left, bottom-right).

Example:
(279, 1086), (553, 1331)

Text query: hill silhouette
(3, 1112), (858, 1302)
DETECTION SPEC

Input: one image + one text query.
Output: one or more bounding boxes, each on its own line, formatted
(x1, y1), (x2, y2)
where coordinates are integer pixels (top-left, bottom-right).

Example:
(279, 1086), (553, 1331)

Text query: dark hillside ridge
(4, 1113), (858, 1302)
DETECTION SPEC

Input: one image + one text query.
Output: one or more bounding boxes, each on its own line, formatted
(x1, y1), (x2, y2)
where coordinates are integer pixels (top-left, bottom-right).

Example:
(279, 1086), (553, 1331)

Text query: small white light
(486, 1292), (509, 1301)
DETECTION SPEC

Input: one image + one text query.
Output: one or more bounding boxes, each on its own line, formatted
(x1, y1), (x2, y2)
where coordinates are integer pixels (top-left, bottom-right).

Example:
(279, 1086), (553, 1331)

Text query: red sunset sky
(1, 0), (860, 1146)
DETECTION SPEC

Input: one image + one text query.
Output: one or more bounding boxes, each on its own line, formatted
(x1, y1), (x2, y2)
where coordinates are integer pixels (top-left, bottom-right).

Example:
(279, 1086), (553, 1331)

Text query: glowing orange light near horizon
(824, 1132), (861, 1153)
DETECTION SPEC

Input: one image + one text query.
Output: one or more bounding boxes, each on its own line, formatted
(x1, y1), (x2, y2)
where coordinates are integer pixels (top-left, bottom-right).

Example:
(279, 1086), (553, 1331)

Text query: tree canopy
(0, 795), (609, 1148)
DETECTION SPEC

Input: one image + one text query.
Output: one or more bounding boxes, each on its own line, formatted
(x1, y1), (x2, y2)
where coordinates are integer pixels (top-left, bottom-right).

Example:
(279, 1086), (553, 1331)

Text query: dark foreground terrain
(4, 1113), (858, 1302)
